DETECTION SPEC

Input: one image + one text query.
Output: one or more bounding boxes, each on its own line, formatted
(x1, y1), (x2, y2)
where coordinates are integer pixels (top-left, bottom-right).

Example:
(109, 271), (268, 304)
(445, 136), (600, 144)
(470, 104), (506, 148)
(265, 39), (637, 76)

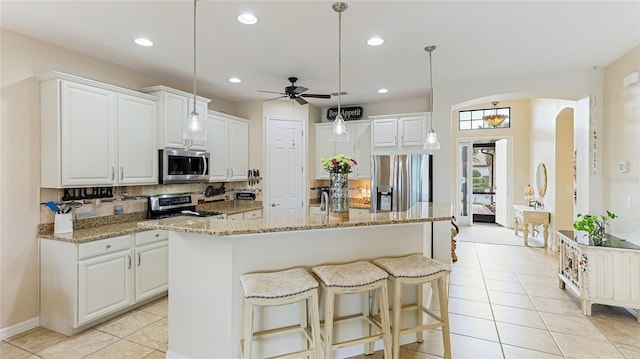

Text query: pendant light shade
(183, 0), (206, 142)
(423, 45), (440, 152)
(329, 2), (349, 143)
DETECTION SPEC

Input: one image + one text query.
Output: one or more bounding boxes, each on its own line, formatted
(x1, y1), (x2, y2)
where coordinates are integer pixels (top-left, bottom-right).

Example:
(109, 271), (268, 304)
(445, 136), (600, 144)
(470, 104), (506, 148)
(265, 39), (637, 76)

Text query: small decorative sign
(62, 187), (113, 201)
(327, 106), (363, 121)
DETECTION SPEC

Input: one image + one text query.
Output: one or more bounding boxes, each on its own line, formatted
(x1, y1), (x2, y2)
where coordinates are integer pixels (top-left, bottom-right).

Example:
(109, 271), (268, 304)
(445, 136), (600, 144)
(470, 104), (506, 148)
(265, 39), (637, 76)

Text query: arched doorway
(554, 108), (575, 233)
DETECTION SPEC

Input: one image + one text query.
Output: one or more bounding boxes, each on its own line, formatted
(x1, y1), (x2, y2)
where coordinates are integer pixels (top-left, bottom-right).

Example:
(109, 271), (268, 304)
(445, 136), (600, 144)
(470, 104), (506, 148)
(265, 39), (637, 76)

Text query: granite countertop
(38, 220), (157, 243)
(138, 202), (452, 236)
(196, 200), (263, 214)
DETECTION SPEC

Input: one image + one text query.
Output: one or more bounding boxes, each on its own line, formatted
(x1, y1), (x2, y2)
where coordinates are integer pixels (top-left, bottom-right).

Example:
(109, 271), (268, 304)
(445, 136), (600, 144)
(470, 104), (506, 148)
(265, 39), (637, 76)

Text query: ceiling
(2, 1), (639, 107)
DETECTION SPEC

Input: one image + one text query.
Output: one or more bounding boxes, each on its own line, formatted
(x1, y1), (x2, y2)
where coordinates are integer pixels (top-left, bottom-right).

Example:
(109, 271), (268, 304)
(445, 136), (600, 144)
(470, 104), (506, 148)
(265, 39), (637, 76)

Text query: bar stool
(312, 260), (392, 358)
(239, 267), (322, 359)
(373, 254), (451, 359)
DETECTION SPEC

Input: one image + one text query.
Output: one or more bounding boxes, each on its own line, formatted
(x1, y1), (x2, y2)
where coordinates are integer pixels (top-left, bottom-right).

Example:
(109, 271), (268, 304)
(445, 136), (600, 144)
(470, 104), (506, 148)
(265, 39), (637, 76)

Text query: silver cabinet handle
(201, 155), (208, 177)
(120, 167), (124, 181)
(155, 233), (160, 238)
(127, 255), (131, 269)
(271, 203), (277, 207)
(137, 253), (141, 267)
(106, 244), (111, 249)
(111, 167), (115, 180)
(230, 169), (233, 177)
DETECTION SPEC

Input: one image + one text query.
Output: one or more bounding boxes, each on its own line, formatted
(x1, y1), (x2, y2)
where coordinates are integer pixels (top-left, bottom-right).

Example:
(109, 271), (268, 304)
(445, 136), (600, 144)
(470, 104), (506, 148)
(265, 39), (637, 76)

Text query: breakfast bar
(138, 202), (452, 359)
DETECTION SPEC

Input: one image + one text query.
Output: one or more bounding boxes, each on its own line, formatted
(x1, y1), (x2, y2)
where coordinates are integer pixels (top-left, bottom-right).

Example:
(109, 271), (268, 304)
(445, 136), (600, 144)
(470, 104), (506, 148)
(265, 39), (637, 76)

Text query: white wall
(603, 46), (640, 242)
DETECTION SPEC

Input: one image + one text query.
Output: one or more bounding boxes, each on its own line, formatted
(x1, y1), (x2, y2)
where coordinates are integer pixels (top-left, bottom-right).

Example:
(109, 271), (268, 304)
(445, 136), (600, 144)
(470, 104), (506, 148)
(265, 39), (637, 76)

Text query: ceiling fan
(259, 77), (331, 105)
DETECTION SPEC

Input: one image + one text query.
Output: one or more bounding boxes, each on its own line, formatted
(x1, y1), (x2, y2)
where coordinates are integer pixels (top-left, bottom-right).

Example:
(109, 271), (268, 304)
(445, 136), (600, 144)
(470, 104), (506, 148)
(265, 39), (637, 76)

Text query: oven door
(160, 148), (210, 184)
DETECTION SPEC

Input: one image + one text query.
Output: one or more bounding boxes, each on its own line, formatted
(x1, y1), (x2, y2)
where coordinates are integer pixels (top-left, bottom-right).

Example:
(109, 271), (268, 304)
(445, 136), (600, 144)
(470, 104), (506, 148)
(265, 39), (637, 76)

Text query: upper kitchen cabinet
(315, 120), (371, 179)
(370, 113), (428, 154)
(38, 72), (158, 188)
(140, 86), (210, 150)
(206, 110), (249, 182)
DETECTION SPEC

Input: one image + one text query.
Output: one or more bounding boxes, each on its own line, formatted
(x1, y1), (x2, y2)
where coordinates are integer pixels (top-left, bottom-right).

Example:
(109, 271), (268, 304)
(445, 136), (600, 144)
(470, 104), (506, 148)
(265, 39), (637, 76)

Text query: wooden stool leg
(301, 296), (310, 358)
(391, 279), (402, 359)
(324, 289), (335, 359)
(416, 282), (424, 343)
(363, 290), (373, 355)
(438, 276), (452, 359)
(310, 291), (322, 359)
(379, 281), (393, 359)
(242, 297), (253, 359)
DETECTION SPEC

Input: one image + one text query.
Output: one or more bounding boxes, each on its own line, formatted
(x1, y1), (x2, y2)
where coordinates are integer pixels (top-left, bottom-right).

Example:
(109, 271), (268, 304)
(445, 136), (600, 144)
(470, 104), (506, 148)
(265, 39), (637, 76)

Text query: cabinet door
(587, 250), (614, 300)
(228, 119), (249, 180)
(61, 81), (117, 186)
(118, 95), (158, 184)
(399, 115), (426, 147)
(353, 122), (371, 179)
(613, 252), (640, 302)
(78, 249), (133, 325)
(315, 124), (334, 179)
(163, 92), (190, 149)
(371, 118), (397, 148)
(135, 241), (168, 302)
(207, 115), (229, 181)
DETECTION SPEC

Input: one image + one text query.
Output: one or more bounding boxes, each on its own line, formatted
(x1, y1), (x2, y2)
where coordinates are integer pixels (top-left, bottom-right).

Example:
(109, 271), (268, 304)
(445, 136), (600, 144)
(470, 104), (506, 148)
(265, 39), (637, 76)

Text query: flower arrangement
(573, 210), (618, 246)
(321, 154), (357, 174)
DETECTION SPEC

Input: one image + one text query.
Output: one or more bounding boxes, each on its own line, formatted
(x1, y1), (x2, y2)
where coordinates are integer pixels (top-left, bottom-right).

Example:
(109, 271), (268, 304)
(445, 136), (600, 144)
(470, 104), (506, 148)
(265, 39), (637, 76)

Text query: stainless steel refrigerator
(371, 154), (432, 212)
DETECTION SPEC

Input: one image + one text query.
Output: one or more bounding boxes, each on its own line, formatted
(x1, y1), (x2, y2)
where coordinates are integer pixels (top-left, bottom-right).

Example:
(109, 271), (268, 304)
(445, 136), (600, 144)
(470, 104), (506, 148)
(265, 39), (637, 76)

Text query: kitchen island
(138, 202), (452, 359)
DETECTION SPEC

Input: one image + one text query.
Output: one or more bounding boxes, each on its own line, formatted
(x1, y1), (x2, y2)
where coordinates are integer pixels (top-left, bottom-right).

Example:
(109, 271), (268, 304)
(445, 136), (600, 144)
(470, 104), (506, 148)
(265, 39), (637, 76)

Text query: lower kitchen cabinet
(227, 208), (263, 220)
(40, 230), (168, 336)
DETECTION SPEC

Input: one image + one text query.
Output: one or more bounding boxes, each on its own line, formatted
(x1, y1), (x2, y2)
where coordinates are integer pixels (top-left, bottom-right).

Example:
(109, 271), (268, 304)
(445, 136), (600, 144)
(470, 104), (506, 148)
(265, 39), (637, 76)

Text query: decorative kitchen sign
(327, 106), (363, 121)
(62, 187), (113, 201)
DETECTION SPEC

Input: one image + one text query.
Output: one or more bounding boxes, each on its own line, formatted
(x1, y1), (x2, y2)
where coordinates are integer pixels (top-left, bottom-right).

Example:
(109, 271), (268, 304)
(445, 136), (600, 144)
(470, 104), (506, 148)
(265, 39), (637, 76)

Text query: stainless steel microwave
(159, 148), (210, 184)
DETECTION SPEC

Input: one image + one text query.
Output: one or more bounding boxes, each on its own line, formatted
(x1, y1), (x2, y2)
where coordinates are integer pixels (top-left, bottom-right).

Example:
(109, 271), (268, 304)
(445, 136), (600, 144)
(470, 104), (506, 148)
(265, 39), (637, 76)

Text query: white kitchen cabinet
(38, 72), (158, 188)
(243, 208), (263, 220)
(78, 237), (133, 325)
(207, 111), (249, 182)
(40, 230), (168, 336)
(134, 230), (169, 302)
(117, 94), (158, 184)
(314, 120), (371, 179)
(227, 212), (244, 220)
(141, 85), (211, 150)
(370, 113), (428, 153)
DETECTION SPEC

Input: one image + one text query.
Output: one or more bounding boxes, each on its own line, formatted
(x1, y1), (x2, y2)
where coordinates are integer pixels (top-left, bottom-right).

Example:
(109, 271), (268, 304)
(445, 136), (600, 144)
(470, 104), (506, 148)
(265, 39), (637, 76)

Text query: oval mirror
(536, 163), (547, 198)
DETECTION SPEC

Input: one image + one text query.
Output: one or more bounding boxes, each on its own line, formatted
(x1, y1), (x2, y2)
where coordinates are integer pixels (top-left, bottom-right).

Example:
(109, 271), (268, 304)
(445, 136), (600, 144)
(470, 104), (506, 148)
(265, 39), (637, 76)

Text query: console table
(513, 205), (550, 246)
(557, 230), (640, 321)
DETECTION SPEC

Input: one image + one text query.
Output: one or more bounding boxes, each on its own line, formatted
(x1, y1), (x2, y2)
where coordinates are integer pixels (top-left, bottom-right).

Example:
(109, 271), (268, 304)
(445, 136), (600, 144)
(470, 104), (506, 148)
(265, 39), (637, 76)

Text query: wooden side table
(513, 205), (550, 246)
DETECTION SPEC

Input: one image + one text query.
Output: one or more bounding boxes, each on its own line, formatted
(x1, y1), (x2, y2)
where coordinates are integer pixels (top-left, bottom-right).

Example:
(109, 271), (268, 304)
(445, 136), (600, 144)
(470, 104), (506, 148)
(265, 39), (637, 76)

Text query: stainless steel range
(147, 193), (225, 219)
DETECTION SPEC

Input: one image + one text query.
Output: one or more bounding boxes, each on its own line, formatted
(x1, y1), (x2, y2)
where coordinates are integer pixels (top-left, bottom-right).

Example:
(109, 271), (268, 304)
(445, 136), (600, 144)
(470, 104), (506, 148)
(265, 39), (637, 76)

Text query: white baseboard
(0, 317), (40, 340)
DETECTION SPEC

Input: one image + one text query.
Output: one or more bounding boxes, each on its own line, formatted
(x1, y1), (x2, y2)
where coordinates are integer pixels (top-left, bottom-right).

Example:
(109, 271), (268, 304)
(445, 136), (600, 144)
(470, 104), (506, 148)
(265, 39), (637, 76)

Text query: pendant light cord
(428, 48), (434, 129)
(337, 8), (342, 114)
(192, 0), (198, 111)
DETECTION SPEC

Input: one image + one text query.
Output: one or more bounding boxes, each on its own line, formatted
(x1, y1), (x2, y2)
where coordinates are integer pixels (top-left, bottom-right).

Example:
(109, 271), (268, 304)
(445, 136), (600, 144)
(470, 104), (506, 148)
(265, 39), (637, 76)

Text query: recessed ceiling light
(377, 88), (389, 94)
(367, 37), (384, 46)
(237, 13), (258, 25)
(134, 38), (154, 47)
(229, 77), (241, 83)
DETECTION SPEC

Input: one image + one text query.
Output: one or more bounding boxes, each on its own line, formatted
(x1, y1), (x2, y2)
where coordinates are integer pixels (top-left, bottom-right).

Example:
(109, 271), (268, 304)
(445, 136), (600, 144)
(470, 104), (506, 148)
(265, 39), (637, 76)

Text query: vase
(329, 173), (349, 220)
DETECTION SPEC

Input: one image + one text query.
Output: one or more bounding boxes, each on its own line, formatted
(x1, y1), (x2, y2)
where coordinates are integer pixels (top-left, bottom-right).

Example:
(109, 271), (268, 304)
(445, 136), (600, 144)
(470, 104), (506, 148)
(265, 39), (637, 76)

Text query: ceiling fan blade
(293, 86), (308, 94)
(294, 97), (308, 105)
(258, 90), (286, 95)
(263, 95), (287, 102)
(301, 94), (331, 99)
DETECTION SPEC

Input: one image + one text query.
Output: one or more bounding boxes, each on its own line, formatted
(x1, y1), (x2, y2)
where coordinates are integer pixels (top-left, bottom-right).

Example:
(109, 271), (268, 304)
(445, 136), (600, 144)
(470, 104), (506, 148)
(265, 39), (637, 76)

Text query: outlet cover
(621, 196), (632, 209)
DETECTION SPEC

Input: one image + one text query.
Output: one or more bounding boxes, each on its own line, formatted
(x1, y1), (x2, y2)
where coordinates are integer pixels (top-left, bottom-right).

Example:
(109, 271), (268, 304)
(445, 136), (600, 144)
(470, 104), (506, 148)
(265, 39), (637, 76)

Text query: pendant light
(423, 45), (440, 151)
(329, 2), (349, 142)
(183, 0), (206, 142)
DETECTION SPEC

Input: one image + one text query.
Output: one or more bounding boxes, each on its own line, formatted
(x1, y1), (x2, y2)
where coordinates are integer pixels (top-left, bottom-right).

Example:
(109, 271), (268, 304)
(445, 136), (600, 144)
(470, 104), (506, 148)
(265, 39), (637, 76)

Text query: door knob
(271, 203), (278, 207)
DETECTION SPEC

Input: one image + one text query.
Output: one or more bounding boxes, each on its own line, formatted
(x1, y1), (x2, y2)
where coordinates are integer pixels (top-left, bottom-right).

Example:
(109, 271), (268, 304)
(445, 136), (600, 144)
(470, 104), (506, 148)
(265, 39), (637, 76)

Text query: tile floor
(2, 224), (639, 358)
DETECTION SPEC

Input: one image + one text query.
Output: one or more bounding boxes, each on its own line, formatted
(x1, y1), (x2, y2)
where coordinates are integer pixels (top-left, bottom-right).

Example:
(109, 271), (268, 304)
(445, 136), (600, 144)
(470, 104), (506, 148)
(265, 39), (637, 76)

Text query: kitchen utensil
(256, 169), (260, 184)
(46, 201), (61, 214)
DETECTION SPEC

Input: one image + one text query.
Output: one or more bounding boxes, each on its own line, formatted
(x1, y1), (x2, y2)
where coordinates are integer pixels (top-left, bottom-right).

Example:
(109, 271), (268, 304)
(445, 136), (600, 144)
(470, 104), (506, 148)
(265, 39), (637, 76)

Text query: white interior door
(495, 139), (508, 227)
(265, 117), (305, 219)
(457, 140), (473, 225)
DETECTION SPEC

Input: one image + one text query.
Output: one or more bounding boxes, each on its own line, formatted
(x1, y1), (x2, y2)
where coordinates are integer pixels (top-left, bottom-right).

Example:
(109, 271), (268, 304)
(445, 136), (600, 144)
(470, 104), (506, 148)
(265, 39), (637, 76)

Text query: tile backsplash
(39, 181), (263, 225)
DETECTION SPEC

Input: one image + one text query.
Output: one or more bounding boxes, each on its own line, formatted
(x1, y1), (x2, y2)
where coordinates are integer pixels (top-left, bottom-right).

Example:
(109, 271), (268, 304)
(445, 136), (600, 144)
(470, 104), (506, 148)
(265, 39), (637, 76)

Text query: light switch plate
(621, 196), (632, 209)
(618, 161), (629, 173)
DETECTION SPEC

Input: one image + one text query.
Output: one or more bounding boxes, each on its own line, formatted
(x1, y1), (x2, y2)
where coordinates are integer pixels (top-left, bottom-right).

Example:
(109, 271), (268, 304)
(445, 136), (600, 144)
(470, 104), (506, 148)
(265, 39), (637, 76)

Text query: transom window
(459, 106), (511, 130)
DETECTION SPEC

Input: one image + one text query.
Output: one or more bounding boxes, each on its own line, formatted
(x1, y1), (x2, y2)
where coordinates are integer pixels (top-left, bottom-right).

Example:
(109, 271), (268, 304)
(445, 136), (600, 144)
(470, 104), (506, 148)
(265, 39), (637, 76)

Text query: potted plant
(573, 210), (618, 246)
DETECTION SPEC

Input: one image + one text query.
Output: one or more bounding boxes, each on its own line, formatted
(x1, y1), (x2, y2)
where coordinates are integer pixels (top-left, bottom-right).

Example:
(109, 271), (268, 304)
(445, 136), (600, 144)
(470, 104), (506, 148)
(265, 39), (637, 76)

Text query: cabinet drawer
(78, 235), (131, 260)
(135, 230), (168, 246)
(227, 213), (243, 220)
(243, 209), (262, 220)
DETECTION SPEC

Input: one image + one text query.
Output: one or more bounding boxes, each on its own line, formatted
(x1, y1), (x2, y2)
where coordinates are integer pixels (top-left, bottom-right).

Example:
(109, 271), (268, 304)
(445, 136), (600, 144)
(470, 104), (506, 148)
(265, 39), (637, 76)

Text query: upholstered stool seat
(373, 254), (451, 359)
(240, 267), (322, 359)
(312, 261), (392, 358)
